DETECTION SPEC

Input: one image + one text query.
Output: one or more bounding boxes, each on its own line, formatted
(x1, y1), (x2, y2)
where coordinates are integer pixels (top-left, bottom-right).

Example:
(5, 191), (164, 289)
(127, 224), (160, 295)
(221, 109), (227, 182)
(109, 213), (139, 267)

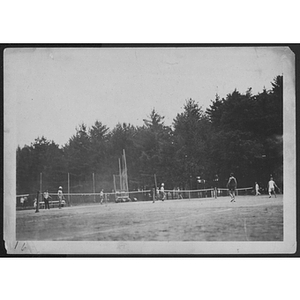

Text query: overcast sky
(5, 46), (289, 147)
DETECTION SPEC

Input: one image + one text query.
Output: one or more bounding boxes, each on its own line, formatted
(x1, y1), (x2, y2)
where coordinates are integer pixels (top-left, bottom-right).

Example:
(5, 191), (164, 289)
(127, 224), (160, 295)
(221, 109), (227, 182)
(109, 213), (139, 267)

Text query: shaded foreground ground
(16, 195), (283, 241)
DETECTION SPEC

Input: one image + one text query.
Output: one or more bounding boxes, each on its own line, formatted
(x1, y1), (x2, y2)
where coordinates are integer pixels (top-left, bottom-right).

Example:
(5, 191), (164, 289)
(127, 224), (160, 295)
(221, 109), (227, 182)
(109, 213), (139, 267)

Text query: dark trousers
(44, 199), (50, 209)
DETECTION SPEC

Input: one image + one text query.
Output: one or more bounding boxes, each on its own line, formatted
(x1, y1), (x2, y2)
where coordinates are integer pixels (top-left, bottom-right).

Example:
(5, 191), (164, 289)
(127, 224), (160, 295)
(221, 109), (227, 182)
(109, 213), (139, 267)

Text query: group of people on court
(225, 173), (279, 203)
(254, 177), (279, 198)
(43, 175), (279, 209)
(153, 183), (166, 202)
(39, 186), (65, 210)
(148, 173), (280, 204)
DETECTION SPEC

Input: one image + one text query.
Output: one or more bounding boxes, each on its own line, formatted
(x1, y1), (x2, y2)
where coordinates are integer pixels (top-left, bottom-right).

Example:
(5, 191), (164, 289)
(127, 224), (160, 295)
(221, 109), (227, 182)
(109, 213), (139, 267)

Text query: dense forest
(16, 75), (283, 196)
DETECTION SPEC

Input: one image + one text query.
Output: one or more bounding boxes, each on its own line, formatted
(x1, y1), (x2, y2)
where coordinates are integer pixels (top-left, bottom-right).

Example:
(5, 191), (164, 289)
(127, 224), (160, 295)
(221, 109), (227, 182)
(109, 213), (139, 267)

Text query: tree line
(16, 75), (283, 195)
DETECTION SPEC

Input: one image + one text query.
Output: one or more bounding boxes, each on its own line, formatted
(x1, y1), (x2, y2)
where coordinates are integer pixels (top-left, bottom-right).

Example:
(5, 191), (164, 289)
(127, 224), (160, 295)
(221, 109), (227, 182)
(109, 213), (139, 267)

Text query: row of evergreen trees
(16, 76), (283, 195)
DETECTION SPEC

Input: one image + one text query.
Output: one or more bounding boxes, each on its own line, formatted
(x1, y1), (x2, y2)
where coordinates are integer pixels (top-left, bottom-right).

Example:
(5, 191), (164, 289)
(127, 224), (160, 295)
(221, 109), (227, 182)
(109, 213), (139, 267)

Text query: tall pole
(93, 173), (96, 203)
(113, 175), (116, 192)
(123, 149), (128, 192)
(154, 174), (157, 189)
(40, 172), (42, 196)
(68, 172), (70, 206)
(154, 174), (158, 202)
(119, 158), (122, 191)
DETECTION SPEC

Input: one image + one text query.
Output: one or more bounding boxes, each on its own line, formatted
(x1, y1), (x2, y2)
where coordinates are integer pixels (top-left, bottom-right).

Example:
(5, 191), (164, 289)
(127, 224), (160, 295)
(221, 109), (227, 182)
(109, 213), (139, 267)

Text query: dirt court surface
(16, 195), (283, 241)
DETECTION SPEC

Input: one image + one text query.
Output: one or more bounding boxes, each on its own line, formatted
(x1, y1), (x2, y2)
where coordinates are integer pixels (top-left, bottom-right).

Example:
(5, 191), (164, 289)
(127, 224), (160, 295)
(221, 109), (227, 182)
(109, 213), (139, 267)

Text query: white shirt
(268, 180), (275, 189)
(58, 190), (63, 199)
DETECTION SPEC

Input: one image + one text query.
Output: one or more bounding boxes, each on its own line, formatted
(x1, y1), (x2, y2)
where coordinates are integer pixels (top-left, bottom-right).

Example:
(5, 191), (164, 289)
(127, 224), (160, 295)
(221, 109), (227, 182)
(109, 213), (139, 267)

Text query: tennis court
(16, 194), (283, 241)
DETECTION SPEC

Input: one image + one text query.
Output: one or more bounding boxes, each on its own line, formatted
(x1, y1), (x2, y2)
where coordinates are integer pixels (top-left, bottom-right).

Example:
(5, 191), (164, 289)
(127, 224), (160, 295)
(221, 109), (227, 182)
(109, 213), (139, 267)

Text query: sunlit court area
(16, 193), (283, 241)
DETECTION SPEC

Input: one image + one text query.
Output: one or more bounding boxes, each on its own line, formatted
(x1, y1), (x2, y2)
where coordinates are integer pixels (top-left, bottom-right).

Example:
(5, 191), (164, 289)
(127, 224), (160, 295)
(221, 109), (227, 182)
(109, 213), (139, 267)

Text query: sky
(4, 46), (290, 147)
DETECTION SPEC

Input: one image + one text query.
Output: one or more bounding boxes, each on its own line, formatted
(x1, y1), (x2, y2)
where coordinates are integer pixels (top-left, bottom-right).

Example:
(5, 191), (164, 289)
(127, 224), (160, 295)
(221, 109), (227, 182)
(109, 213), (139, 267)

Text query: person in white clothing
(100, 189), (104, 204)
(160, 183), (165, 201)
(255, 182), (261, 196)
(43, 190), (51, 209)
(268, 177), (278, 198)
(57, 186), (64, 209)
(20, 197), (25, 209)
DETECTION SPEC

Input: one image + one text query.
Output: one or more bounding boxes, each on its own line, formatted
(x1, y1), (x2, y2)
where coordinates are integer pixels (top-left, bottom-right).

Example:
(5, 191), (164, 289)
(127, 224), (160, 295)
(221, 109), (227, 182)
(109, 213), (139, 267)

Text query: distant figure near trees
(226, 173), (237, 202)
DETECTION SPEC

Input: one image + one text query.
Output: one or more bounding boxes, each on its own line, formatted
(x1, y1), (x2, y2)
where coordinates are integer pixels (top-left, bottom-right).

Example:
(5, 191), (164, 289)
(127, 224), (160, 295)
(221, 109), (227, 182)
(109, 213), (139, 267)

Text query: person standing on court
(156, 186), (160, 200)
(20, 197), (25, 209)
(255, 182), (261, 196)
(268, 177), (278, 198)
(43, 190), (51, 209)
(226, 173), (237, 202)
(100, 189), (104, 204)
(213, 174), (219, 198)
(160, 183), (165, 201)
(57, 186), (64, 209)
(33, 198), (37, 210)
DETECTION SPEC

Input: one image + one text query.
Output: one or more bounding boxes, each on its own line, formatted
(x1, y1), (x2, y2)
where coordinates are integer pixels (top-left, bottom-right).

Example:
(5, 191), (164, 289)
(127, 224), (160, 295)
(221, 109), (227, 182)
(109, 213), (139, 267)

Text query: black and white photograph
(3, 45), (296, 255)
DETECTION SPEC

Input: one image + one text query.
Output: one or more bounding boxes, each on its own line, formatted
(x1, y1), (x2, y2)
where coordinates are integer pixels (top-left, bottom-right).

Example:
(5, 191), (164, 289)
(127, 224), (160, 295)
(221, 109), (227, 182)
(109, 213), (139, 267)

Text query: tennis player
(213, 174), (219, 198)
(268, 177), (278, 198)
(255, 182), (261, 196)
(20, 197), (25, 209)
(57, 186), (64, 209)
(160, 183), (165, 201)
(226, 173), (237, 202)
(156, 187), (160, 200)
(43, 190), (51, 209)
(100, 189), (104, 204)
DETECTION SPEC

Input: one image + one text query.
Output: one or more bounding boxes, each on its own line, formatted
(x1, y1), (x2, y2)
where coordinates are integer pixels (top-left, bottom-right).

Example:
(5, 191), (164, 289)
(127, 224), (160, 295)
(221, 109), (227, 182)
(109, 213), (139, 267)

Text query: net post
(35, 190), (39, 213)
(152, 188), (155, 203)
(189, 190), (191, 200)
